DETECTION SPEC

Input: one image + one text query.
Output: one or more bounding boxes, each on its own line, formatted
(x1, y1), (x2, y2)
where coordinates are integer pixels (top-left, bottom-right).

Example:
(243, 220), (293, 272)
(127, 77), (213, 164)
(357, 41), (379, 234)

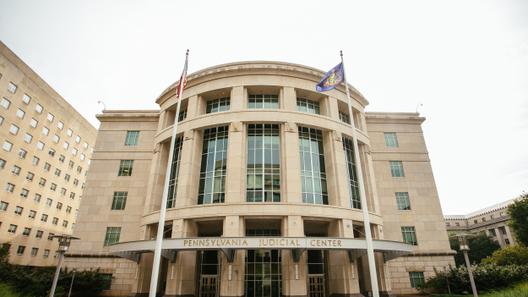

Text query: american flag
(176, 49), (189, 99)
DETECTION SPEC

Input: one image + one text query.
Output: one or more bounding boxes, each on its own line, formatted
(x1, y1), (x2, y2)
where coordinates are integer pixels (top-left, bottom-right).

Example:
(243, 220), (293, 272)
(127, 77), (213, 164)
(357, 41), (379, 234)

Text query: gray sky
(1, 0), (526, 214)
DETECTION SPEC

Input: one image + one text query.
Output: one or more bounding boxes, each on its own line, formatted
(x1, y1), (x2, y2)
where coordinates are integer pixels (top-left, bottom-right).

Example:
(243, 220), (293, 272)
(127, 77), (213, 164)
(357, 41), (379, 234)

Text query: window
(47, 113), (54, 122)
(124, 131), (140, 146)
(32, 156), (40, 165)
(488, 229), (496, 236)
(297, 98), (320, 114)
(43, 249), (50, 257)
(50, 183), (57, 191)
(39, 178), (46, 186)
(343, 137), (361, 209)
(339, 111), (350, 124)
(246, 124), (280, 202)
(248, 94), (279, 109)
(206, 97), (230, 113)
(499, 226), (507, 235)
(0, 201), (8, 211)
(80, 153), (85, 161)
(41, 214), (48, 222)
(46, 198), (53, 207)
(60, 188), (66, 195)
(6, 183), (15, 192)
(36, 230), (43, 239)
(198, 126), (228, 204)
(26, 172), (34, 181)
(30, 118), (38, 128)
(52, 134), (60, 143)
(8, 224), (17, 233)
(69, 192), (75, 199)
(390, 161), (405, 177)
(35, 104), (43, 113)
(14, 206), (23, 215)
(52, 217), (59, 225)
(0, 158), (5, 169)
(75, 135), (81, 143)
(0, 115), (3, 125)
(59, 154), (65, 162)
(56, 202), (63, 210)
(166, 136), (183, 208)
(3, 141), (13, 152)
(64, 174), (70, 182)
(77, 166), (82, 173)
(42, 126), (49, 136)
(71, 148), (78, 156)
(7, 82), (17, 93)
(47, 233), (54, 240)
(1, 97), (11, 109)
(31, 247), (38, 256)
(73, 178), (79, 186)
(299, 127), (328, 204)
(12, 165), (21, 175)
(104, 227), (121, 246)
(34, 193), (41, 203)
(22, 94), (31, 104)
(384, 132), (399, 148)
(24, 133), (32, 143)
(178, 110), (187, 122)
(67, 128), (73, 137)
(83, 142), (88, 149)
(16, 108), (25, 119)
(16, 246), (25, 255)
(48, 148), (55, 157)
(396, 192), (411, 210)
(20, 188), (29, 198)
(28, 210), (36, 219)
(44, 162), (51, 171)
(401, 226), (418, 245)
(54, 168), (61, 176)
(118, 160), (134, 176)
(66, 206), (72, 213)
(62, 220), (68, 228)
(57, 121), (64, 130)
(22, 227), (31, 236)
(63, 142), (69, 150)
(409, 272), (425, 289)
(18, 148), (27, 159)
(9, 124), (19, 135)
(36, 141), (45, 150)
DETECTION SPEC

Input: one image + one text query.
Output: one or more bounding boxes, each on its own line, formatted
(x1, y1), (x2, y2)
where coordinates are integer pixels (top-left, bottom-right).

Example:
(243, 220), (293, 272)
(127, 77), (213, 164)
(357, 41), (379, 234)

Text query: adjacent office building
(64, 61), (454, 296)
(0, 41), (97, 266)
(445, 199), (517, 247)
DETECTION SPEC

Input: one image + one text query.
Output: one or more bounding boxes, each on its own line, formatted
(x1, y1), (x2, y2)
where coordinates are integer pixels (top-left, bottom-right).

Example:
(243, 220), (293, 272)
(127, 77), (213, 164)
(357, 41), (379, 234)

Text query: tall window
(247, 124), (280, 202)
(124, 131), (140, 146)
(342, 137), (361, 209)
(206, 98), (230, 113)
(339, 111), (350, 124)
(396, 192), (411, 210)
(1, 97), (11, 109)
(111, 192), (128, 210)
(167, 136), (183, 208)
(390, 161), (405, 177)
(198, 126), (228, 204)
(384, 132), (399, 147)
(118, 160), (134, 176)
(401, 226), (418, 245)
(104, 227), (121, 246)
(248, 94), (279, 109)
(297, 98), (320, 114)
(298, 127), (328, 205)
(409, 272), (425, 288)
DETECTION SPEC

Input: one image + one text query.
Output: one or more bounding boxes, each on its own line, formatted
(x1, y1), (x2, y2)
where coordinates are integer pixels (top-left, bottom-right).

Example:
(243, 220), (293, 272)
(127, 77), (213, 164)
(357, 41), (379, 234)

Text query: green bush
(424, 263), (528, 294)
(482, 245), (528, 266)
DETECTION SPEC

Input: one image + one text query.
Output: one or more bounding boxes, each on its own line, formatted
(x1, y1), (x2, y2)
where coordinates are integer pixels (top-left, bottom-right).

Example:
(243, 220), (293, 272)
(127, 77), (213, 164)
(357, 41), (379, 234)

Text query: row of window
(1, 199), (72, 214)
(1, 157), (82, 188)
(4, 178), (77, 199)
(12, 245), (52, 258)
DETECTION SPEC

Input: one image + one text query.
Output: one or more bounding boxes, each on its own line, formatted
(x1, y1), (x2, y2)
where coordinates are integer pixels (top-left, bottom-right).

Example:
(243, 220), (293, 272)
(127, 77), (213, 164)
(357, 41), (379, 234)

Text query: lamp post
(49, 235), (79, 297)
(455, 234), (478, 297)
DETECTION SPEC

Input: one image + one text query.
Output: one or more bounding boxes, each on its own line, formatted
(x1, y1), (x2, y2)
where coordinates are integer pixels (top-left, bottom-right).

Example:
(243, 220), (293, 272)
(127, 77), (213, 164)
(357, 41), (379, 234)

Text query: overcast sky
(1, 0), (526, 214)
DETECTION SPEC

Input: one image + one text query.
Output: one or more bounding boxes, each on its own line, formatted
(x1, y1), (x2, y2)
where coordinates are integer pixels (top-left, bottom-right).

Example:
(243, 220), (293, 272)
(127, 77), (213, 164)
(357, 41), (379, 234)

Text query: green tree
(482, 244), (528, 266)
(508, 193), (528, 246)
(449, 233), (500, 266)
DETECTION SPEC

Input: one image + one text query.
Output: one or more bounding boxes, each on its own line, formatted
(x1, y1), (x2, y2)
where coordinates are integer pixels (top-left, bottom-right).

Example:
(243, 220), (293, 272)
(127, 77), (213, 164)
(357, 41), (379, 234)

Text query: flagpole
(149, 49), (189, 297)
(340, 50), (380, 297)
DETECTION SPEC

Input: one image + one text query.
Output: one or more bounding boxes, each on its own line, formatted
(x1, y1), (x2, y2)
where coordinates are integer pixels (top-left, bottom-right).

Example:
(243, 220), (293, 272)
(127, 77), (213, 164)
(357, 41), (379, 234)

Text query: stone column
(230, 86), (244, 111)
(282, 122), (302, 203)
(133, 253), (153, 297)
(186, 95), (200, 118)
(282, 216), (307, 297)
(165, 219), (197, 297)
(225, 122), (245, 203)
(283, 87), (297, 111)
(175, 129), (200, 207)
(220, 216), (244, 297)
(327, 96), (340, 119)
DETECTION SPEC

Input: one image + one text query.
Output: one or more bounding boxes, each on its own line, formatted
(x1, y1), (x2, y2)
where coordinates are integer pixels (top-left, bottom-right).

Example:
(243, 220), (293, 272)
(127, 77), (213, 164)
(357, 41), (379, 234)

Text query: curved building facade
(65, 61), (454, 297)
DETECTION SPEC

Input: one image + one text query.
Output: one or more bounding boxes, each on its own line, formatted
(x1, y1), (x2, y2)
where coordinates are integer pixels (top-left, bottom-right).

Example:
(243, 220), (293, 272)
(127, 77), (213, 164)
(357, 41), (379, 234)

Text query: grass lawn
(0, 283), (24, 297)
(431, 282), (528, 297)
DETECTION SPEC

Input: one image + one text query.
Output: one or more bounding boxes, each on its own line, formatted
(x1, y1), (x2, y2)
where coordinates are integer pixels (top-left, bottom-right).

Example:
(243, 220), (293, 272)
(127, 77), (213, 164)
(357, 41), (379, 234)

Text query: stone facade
(64, 61), (454, 296)
(0, 41), (97, 266)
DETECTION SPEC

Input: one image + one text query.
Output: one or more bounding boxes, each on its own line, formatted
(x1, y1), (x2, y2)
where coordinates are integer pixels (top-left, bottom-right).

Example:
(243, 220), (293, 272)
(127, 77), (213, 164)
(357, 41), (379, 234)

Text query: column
(282, 216), (307, 297)
(282, 122), (302, 203)
(220, 216), (245, 297)
(165, 219), (197, 297)
(225, 122), (245, 203)
(230, 86), (244, 111)
(186, 95), (200, 118)
(283, 87), (297, 111)
(175, 129), (200, 207)
(326, 130), (352, 208)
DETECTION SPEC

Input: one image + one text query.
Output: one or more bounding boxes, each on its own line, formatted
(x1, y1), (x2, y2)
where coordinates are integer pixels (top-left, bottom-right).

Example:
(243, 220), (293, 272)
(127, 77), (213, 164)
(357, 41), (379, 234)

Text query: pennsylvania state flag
(316, 63), (344, 92)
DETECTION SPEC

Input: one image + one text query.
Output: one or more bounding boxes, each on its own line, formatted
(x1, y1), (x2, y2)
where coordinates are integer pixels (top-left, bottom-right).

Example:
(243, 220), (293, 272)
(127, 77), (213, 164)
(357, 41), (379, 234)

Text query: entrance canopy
(108, 237), (413, 263)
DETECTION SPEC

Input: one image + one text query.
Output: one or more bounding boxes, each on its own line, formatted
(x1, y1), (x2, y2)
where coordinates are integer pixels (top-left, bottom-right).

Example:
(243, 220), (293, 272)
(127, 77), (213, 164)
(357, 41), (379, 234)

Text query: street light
(49, 235), (79, 297)
(453, 233), (478, 297)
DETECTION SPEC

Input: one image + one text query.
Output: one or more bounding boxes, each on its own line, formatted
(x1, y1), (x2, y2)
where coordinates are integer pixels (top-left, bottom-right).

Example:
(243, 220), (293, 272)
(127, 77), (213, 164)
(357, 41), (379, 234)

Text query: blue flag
(316, 63), (344, 92)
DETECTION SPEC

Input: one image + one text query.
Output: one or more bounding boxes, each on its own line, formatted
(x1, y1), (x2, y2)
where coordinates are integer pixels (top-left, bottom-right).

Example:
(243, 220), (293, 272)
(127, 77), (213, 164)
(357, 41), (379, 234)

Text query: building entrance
(198, 251), (220, 297)
(245, 249), (282, 297)
(307, 250), (326, 297)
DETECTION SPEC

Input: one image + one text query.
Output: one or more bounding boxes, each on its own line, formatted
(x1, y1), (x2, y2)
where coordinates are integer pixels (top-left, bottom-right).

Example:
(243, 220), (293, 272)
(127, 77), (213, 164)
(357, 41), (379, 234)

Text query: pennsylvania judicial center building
(64, 61), (455, 297)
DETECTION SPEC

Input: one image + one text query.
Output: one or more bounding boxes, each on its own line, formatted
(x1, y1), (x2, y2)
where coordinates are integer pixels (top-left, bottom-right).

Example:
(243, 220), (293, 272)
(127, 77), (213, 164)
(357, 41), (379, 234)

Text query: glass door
(199, 251), (220, 297)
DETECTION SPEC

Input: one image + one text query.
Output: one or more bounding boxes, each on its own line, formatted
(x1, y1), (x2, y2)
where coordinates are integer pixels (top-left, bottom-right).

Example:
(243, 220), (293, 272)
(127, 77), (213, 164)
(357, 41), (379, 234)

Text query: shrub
(424, 263), (528, 294)
(449, 233), (501, 266)
(482, 245), (528, 266)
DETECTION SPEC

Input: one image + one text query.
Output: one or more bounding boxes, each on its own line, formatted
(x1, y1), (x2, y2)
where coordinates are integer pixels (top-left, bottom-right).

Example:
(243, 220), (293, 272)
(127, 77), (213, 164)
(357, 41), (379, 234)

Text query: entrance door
(245, 249), (282, 297)
(307, 250), (326, 297)
(198, 251), (219, 297)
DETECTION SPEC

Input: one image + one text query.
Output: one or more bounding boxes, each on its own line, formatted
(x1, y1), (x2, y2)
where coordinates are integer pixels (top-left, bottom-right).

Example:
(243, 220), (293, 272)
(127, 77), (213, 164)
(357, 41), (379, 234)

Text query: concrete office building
(445, 199), (517, 247)
(64, 61), (454, 296)
(0, 41), (97, 266)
